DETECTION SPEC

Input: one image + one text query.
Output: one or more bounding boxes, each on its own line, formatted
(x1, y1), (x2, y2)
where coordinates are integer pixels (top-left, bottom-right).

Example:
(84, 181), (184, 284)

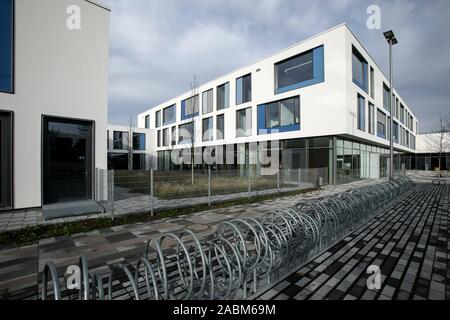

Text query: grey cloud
(103, 0), (450, 131)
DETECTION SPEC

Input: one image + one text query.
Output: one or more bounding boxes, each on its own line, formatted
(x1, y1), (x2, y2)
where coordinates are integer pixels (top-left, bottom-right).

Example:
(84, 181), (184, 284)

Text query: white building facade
(0, 0), (110, 211)
(138, 24), (418, 184)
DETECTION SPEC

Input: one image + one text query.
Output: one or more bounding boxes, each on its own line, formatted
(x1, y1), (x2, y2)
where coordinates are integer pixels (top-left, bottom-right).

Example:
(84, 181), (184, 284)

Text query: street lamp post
(384, 30), (398, 180)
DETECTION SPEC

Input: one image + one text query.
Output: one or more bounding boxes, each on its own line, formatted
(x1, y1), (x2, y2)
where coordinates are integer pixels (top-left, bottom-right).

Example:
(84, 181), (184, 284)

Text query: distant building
(413, 132), (450, 170)
(138, 24), (419, 184)
(107, 125), (156, 171)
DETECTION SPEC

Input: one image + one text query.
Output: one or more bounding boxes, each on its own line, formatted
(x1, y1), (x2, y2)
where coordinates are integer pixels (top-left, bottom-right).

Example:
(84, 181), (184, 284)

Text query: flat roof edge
(85, 0), (111, 12)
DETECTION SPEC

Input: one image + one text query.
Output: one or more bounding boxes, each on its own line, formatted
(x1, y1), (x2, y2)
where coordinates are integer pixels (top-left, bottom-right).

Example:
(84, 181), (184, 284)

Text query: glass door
(43, 117), (93, 204)
(0, 112), (12, 210)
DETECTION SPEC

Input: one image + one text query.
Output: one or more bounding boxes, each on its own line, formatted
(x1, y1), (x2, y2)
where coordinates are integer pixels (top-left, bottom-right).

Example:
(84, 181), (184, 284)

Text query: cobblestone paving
(255, 183), (449, 300)
(0, 180), (377, 300)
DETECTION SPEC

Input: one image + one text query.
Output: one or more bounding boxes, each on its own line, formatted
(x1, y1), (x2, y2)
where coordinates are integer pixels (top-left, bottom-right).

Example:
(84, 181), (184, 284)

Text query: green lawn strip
(0, 188), (315, 248)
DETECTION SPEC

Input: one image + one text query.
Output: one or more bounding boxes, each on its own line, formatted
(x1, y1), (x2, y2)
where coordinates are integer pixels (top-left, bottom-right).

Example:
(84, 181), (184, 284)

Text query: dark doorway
(0, 111), (12, 210)
(43, 117), (93, 204)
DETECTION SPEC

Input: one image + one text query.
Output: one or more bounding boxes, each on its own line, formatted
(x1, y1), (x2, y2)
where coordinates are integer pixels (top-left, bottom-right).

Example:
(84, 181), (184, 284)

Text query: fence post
(110, 170), (114, 220)
(248, 168), (251, 198)
(298, 168), (302, 188)
(277, 169), (281, 193)
(208, 167), (211, 206)
(150, 168), (154, 217)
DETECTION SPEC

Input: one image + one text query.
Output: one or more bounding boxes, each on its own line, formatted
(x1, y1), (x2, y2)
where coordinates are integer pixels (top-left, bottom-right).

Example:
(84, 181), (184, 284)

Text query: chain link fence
(94, 167), (328, 217)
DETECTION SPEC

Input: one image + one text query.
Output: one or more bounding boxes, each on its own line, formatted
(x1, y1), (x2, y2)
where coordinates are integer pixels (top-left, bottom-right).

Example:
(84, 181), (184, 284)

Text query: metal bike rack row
(41, 177), (414, 300)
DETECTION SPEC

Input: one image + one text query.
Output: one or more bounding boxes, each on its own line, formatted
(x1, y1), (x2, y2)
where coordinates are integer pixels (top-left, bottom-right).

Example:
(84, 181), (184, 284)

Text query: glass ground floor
(156, 136), (418, 185)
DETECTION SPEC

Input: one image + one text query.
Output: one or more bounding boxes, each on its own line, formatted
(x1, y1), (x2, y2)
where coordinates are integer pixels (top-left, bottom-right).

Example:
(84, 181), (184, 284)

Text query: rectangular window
(155, 110), (161, 128)
(157, 130), (161, 147)
(236, 74), (252, 105)
(132, 132), (145, 150)
(352, 46), (368, 92)
(133, 154), (145, 170)
(368, 102), (375, 134)
(162, 128), (169, 146)
(383, 84), (391, 111)
(145, 115), (150, 129)
(202, 117), (213, 141)
(216, 114), (225, 140)
(202, 89), (213, 114)
(409, 115), (413, 131)
(393, 121), (399, 143)
(357, 94), (365, 131)
(217, 82), (229, 110)
(377, 109), (386, 139)
(396, 98), (400, 119)
(171, 126), (176, 145)
(236, 107), (252, 137)
(0, 0), (13, 93)
(163, 104), (175, 125)
(182, 95), (199, 119)
(275, 46), (324, 94)
(265, 96), (300, 129)
(178, 122), (194, 143)
(400, 104), (405, 123)
(113, 131), (129, 150)
(369, 66), (375, 98)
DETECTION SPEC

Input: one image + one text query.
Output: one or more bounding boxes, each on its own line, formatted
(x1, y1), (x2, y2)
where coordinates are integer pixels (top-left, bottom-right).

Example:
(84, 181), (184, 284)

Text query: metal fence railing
(94, 167), (329, 217)
(41, 177), (415, 300)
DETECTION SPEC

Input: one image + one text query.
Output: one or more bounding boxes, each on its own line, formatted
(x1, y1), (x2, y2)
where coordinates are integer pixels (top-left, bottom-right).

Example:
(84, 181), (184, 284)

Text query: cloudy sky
(102, 0), (450, 132)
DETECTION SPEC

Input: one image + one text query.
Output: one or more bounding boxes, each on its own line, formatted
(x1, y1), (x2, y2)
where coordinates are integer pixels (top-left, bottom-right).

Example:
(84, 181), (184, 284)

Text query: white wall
(416, 132), (450, 153)
(138, 24), (419, 161)
(0, 0), (110, 209)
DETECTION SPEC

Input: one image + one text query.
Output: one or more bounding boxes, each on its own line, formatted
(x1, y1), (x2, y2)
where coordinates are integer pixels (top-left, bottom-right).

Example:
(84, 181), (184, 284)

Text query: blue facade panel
(275, 45), (324, 95)
(257, 104), (300, 135)
(0, 0), (13, 93)
(181, 100), (199, 121)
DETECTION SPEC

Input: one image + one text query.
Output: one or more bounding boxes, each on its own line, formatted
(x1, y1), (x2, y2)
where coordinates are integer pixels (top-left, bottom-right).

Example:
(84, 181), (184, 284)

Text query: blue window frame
(257, 96), (300, 135)
(352, 46), (368, 93)
(357, 94), (365, 131)
(181, 95), (199, 120)
(0, 0), (13, 93)
(275, 45), (324, 94)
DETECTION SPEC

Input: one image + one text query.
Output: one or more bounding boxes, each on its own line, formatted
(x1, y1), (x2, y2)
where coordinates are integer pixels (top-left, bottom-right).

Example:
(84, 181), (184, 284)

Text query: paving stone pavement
(255, 183), (449, 300)
(0, 179), (380, 300)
